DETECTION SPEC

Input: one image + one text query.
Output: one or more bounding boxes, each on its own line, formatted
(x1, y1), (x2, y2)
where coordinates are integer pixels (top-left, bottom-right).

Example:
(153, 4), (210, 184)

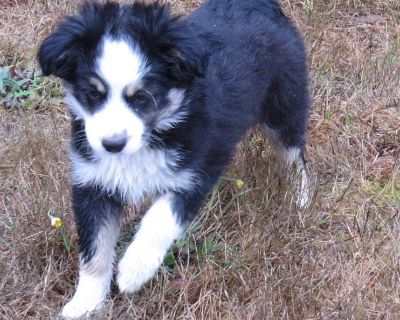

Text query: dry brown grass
(1, 0), (400, 319)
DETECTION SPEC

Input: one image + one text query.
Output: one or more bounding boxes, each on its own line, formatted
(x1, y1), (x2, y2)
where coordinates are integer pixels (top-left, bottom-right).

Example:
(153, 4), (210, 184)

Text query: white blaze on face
(84, 38), (148, 155)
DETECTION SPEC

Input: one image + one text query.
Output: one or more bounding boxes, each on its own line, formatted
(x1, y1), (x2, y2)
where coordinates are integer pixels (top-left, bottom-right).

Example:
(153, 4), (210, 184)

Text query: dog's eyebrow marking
(89, 77), (106, 94)
(155, 89), (186, 131)
(125, 81), (143, 97)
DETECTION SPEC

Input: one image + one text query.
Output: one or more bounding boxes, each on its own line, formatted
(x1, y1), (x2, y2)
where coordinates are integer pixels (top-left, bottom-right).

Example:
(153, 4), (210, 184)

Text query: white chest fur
(70, 148), (196, 204)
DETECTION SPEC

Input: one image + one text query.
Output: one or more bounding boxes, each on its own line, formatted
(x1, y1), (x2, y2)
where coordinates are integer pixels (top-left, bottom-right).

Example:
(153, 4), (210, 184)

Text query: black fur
(72, 184), (122, 263)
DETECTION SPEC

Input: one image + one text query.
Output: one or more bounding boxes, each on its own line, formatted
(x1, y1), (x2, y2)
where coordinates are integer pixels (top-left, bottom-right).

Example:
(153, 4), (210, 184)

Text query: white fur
(117, 193), (183, 293)
(278, 147), (310, 208)
(97, 39), (146, 89)
(84, 96), (145, 154)
(64, 86), (87, 120)
(298, 167), (309, 207)
(91, 39), (147, 154)
(61, 272), (108, 319)
(61, 220), (119, 319)
(155, 89), (187, 132)
(71, 148), (196, 205)
(277, 147), (300, 166)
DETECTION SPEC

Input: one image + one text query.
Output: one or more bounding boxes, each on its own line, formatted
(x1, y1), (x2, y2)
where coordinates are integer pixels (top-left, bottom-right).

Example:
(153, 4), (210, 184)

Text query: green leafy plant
(0, 66), (45, 108)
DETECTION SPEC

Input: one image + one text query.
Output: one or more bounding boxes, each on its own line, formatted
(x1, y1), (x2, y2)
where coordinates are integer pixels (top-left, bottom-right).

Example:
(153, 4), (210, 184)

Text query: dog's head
(38, 1), (205, 155)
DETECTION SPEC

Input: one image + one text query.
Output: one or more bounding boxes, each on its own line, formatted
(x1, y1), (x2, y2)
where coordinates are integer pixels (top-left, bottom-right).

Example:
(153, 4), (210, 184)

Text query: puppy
(38, 0), (310, 318)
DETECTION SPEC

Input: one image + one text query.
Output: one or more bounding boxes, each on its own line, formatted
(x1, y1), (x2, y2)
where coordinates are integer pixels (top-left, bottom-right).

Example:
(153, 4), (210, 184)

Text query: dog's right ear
(38, 15), (85, 81)
(38, 2), (117, 81)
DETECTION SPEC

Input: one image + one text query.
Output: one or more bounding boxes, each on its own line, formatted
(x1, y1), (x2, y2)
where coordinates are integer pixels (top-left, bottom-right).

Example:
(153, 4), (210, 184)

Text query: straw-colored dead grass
(1, 0), (399, 319)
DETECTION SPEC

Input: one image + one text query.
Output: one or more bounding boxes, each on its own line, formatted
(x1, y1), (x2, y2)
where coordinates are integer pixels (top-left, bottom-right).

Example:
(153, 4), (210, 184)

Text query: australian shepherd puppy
(38, 0), (310, 318)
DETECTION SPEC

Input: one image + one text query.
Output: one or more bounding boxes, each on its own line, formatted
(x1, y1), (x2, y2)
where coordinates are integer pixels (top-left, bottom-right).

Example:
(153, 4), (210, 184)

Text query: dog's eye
(88, 89), (103, 101)
(86, 77), (107, 102)
(128, 90), (148, 104)
(125, 89), (157, 112)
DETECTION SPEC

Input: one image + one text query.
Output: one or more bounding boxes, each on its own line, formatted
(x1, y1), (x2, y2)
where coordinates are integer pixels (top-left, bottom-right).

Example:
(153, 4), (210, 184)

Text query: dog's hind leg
(263, 125), (310, 208)
(61, 185), (122, 319)
(272, 139), (310, 207)
(262, 79), (311, 207)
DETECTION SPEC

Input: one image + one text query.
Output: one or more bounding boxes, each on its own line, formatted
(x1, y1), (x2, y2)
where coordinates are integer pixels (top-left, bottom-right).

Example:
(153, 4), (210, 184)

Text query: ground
(0, 0), (399, 319)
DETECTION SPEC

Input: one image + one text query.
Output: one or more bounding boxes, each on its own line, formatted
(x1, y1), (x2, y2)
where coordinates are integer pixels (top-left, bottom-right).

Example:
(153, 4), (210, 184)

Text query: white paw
(296, 189), (310, 208)
(117, 244), (163, 293)
(60, 273), (109, 319)
(296, 170), (310, 208)
(61, 295), (103, 319)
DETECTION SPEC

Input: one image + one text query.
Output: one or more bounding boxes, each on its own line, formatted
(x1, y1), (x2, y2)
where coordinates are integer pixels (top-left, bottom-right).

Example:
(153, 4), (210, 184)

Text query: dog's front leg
(117, 190), (205, 293)
(61, 185), (122, 319)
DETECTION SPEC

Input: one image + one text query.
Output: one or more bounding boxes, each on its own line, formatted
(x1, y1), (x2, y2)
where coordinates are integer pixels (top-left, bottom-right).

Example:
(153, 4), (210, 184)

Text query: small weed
(301, 0), (315, 16)
(340, 114), (358, 133)
(383, 40), (400, 68)
(364, 178), (400, 205)
(317, 217), (331, 227)
(0, 66), (46, 109)
(164, 222), (233, 273)
(47, 210), (71, 253)
(196, 237), (226, 263)
(163, 252), (176, 272)
(324, 110), (334, 120)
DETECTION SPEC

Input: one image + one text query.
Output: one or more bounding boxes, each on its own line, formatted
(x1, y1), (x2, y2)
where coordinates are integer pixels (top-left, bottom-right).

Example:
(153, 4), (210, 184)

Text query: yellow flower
(236, 179), (245, 189)
(49, 215), (62, 229)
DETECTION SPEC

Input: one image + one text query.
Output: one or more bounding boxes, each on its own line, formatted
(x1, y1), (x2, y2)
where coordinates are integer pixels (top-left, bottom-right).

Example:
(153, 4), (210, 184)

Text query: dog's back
(187, 0), (309, 148)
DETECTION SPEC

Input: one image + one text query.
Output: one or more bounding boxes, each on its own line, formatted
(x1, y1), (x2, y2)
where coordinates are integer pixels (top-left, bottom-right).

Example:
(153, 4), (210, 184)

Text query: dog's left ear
(129, 3), (207, 83)
(162, 23), (207, 83)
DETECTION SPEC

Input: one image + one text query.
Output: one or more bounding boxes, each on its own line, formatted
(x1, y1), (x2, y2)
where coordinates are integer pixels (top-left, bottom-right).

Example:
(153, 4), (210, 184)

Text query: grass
(0, 0), (399, 319)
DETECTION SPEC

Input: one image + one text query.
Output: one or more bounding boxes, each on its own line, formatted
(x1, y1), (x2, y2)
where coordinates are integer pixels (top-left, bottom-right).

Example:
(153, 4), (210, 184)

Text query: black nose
(102, 134), (127, 153)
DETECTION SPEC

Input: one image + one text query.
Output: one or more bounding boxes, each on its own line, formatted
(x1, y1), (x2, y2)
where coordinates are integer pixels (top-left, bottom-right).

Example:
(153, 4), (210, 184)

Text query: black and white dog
(38, 0), (310, 318)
